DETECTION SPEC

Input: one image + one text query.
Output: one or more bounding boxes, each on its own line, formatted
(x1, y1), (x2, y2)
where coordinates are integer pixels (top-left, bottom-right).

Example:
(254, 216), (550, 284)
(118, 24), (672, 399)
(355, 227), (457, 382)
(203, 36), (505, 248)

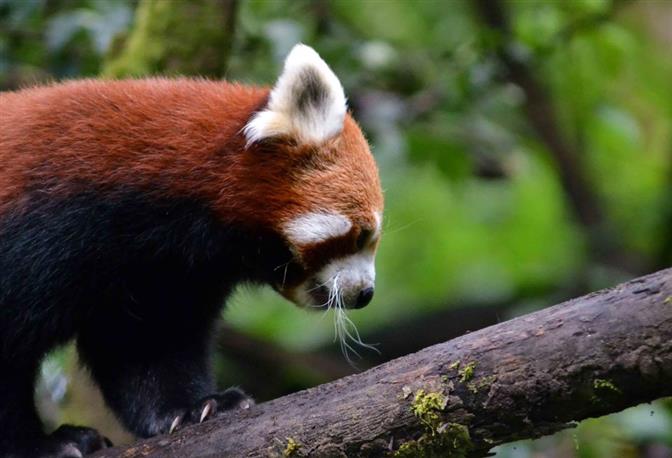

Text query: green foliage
(0, 0), (132, 85)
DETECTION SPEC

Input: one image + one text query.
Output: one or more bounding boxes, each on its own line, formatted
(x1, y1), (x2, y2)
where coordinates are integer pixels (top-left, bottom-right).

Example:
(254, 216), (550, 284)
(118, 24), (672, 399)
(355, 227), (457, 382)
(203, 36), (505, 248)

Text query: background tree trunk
(94, 268), (672, 457)
(102, 0), (238, 78)
(472, 0), (641, 274)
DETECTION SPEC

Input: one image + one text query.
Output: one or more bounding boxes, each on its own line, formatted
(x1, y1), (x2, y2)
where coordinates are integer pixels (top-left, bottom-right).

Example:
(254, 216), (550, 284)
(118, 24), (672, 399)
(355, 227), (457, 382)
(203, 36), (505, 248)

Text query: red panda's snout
(242, 44), (384, 311)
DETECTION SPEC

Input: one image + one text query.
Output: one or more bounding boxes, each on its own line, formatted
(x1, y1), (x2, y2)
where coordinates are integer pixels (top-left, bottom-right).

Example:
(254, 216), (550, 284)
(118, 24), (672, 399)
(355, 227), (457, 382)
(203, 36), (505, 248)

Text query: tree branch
(94, 268), (672, 457)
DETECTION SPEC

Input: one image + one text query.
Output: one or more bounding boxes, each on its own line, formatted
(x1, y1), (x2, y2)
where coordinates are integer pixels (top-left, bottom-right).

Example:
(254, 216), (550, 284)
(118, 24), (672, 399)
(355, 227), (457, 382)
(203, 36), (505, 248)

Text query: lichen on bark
(392, 389), (473, 457)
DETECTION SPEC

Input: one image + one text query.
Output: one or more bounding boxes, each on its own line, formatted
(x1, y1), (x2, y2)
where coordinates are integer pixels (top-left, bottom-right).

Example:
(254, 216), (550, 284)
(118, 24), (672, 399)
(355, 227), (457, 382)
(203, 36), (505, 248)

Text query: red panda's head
(242, 45), (383, 311)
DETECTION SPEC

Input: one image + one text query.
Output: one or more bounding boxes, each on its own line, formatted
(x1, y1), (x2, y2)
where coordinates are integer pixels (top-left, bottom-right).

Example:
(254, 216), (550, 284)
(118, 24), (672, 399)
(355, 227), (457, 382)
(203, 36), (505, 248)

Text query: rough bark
(94, 268), (672, 457)
(215, 289), (571, 401)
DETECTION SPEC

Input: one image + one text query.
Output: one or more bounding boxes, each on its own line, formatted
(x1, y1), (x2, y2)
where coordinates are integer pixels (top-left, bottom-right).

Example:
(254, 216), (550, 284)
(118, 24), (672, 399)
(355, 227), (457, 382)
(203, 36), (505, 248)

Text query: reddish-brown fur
(0, 79), (382, 248)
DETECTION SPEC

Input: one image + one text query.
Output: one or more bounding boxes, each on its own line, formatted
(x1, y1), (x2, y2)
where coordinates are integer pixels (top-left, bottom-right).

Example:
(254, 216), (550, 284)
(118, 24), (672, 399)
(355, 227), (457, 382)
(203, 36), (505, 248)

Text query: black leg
(76, 264), (254, 438)
(0, 362), (110, 458)
(0, 362), (44, 456)
(78, 322), (253, 438)
(47, 425), (112, 456)
(78, 319), (212, 437)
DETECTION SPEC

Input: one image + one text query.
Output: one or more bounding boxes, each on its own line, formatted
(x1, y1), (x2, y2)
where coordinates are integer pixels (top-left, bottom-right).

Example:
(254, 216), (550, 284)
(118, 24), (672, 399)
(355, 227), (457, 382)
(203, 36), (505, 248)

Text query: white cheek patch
(283, 211), (352, 246)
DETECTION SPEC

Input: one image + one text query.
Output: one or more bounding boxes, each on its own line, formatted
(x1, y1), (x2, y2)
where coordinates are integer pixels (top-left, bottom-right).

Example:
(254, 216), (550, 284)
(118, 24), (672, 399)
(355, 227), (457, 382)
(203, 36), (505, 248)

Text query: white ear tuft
(244, 44), (347, 145)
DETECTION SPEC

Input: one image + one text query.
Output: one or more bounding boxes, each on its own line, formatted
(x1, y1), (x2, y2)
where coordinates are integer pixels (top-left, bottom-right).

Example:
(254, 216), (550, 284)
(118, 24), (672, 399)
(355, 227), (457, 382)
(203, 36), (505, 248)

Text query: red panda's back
(0, 79), (269, 215)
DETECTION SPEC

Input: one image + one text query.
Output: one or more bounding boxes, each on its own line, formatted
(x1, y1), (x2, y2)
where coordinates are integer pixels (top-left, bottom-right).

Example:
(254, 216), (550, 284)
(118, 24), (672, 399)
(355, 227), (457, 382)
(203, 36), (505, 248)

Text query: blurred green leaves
(45, 1), (131, 55)
(0, 0), (131, 83)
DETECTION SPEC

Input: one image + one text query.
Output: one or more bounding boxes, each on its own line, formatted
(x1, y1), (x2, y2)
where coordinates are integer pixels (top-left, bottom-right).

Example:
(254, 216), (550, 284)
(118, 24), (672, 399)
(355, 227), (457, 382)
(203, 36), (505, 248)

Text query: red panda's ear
(244, 44), (347, 146)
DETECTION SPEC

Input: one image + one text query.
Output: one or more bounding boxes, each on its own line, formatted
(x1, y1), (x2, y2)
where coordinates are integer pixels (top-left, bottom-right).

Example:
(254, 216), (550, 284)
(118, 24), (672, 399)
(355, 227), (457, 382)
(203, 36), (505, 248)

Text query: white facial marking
(373, 211), (382, 237)
(244, 44), (347, 145)
(283, 211), (352, 246)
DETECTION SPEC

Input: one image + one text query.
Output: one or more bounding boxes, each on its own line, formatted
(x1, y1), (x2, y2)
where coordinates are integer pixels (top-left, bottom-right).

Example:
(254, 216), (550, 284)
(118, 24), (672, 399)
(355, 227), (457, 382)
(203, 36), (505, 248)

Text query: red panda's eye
(356, 229), (372, 251)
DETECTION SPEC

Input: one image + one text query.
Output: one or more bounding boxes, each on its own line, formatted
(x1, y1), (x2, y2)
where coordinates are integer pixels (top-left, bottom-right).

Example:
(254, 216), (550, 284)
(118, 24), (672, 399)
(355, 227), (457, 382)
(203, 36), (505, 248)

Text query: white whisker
(272, 261), (292, 289)
(326, 273), (379, 366)
(380, 218), (421, 236)
(282, 263), (289, 289)
(306, 278), (331, 293)
(273, 261), (290, 271)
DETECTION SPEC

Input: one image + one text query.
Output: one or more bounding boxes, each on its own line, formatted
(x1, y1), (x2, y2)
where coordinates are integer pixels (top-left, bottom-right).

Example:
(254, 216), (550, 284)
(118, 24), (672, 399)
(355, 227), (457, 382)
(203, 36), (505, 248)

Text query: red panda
(0, 44), (383, 457)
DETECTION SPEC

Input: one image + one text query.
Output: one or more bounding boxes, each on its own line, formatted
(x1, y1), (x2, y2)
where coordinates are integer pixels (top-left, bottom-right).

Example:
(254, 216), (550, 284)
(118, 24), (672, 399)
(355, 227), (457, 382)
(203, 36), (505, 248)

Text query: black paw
(168, 387), (254, 434)
(37, 425), (112, 457)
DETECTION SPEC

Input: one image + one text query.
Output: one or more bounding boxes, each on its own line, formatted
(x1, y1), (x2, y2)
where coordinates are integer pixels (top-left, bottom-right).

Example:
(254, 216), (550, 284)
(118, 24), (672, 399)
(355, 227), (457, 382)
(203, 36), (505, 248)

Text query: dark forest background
(1, 0), (671, 456)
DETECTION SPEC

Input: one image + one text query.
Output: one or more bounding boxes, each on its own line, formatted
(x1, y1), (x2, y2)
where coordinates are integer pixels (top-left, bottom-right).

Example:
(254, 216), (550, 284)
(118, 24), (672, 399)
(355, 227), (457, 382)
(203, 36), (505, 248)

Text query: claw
(239, 399), (251, 410)
(200, 400), (214, 423)
(169, 415), (182, 434)
(62, 444), (83, 458)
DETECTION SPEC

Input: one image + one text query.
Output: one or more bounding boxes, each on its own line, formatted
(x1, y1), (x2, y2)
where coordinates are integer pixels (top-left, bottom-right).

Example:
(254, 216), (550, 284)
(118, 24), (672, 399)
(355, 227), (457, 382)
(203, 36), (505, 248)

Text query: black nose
(354, 287), (374, 309)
